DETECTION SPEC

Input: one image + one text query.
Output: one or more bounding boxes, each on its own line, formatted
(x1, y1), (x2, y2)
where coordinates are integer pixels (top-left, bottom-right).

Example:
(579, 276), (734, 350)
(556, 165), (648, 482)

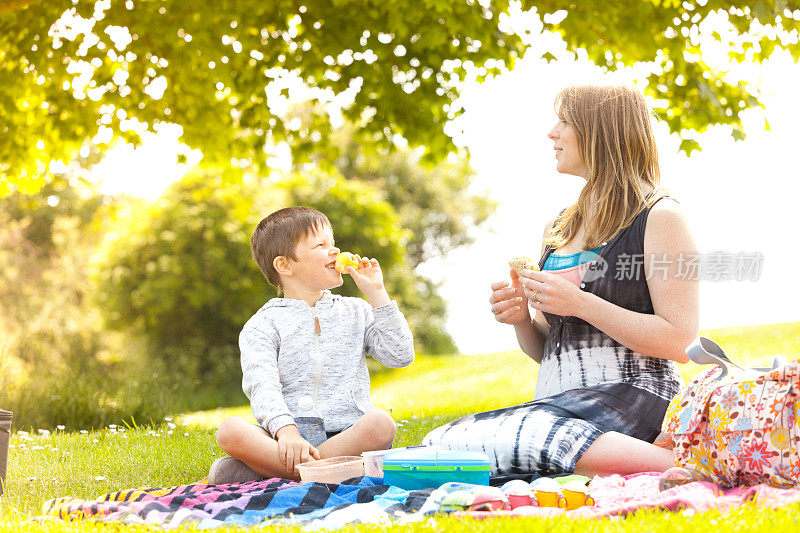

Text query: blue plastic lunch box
(381, 448), (491, 490)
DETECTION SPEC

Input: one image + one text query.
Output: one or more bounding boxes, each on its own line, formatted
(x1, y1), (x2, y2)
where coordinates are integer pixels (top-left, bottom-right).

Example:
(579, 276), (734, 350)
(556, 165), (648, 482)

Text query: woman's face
(547, 119), (587, 178)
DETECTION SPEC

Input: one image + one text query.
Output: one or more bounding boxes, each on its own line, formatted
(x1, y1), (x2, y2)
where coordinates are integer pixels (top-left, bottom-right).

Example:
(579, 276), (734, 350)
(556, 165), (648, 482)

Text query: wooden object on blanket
(0, 409), (11, 497)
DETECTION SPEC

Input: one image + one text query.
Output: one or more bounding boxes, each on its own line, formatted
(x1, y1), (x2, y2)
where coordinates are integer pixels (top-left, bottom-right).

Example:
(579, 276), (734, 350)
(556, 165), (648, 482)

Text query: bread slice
(508, 256), (539, 273)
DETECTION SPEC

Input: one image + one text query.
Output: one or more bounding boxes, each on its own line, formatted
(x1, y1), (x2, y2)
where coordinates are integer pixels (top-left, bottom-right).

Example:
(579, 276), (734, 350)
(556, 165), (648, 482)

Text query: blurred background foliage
(0, 176), (172, 429)
(3, 0), (799, 429)
(1, 121), (492, 429)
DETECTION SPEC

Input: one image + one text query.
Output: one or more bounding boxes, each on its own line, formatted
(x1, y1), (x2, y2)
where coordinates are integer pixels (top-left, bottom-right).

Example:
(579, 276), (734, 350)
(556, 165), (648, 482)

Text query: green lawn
(2, 321), (800, 531)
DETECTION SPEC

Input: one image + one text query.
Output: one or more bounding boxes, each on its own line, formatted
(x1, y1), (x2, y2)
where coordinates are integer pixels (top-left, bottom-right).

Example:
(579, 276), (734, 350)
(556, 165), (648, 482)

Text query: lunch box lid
(382, 449), (490, 472)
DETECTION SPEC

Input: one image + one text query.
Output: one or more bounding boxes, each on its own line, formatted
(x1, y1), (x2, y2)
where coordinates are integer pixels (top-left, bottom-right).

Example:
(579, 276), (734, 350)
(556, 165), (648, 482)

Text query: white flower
(94, 476), (105, 481)
(167, 422), (176, 429)
(108, 424), (117, 429)
(80, 430), (88, 434)
(56, 425), (66, 430)
(164, 417), (173, 422)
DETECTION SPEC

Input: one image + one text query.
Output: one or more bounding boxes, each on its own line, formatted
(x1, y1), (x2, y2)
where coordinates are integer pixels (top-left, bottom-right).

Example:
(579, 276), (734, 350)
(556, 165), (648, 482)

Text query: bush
(0, 188), (173, 430)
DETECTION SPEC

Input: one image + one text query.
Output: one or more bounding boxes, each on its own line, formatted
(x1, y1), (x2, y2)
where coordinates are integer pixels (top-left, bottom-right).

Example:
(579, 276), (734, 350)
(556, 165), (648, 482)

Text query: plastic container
(382, 448), (491, 490)
(531, 477), (566, 508)
(362, 449), (392, 477)
(362, 445), (436, 477)
(296, 456), (364, 484)
(295, 396), (326, 447)
(501, 479), (534, 509)
(561, 480), (594, 510)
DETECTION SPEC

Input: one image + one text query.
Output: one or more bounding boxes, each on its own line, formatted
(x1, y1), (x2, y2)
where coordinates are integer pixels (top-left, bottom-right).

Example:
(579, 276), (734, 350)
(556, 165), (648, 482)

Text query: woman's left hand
(518, 269), (590, 318)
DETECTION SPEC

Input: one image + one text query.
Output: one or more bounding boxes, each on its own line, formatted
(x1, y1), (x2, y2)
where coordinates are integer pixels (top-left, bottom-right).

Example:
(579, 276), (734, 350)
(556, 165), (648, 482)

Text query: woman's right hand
(489, 270), (531, 325)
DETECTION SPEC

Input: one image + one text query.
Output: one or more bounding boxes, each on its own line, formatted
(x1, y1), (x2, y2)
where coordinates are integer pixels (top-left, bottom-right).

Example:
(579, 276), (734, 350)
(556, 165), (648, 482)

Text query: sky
(89, 22), (800, 355)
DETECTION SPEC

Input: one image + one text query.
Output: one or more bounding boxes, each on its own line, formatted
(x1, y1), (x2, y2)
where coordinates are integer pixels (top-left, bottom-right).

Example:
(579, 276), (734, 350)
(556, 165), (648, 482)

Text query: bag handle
(686, 337), (785, 380)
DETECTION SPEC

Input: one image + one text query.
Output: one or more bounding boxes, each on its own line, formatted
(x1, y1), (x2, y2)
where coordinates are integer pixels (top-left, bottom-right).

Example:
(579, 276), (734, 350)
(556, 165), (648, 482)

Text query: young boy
(209, 206), (415, 483)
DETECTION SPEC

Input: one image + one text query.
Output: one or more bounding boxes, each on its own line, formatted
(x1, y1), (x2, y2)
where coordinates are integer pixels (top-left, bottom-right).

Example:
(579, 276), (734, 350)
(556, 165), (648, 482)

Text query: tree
(93, 168), (458, 359)
(3, 0), (800, 195)
(0, 176), (171, 429)
(92, 172), (274, 353)
(326, 124), (496, 269)
(283, 171), (457, 353)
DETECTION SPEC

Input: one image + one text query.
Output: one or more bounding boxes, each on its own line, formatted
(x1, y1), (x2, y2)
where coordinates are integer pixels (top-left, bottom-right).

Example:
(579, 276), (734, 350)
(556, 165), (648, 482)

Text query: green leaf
(678, 138), (702, 155)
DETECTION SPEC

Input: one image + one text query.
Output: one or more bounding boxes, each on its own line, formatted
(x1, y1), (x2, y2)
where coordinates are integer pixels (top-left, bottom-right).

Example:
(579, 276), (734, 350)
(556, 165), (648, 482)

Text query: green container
(382, 448), (490, 490)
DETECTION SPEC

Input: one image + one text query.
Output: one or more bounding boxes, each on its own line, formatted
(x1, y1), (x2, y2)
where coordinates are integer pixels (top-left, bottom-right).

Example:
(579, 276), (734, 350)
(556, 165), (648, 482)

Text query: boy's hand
(346, 256), (390, 307)
(275, 426), (321, 477)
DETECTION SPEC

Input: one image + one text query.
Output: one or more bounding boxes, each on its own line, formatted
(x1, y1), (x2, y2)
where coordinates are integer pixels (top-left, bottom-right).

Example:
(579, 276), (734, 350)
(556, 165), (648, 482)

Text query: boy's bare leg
(574, 431), (675, 477)
(216, 416), (295, 479)
(316, 409), (396, 458)
(217, 410), (395, 478)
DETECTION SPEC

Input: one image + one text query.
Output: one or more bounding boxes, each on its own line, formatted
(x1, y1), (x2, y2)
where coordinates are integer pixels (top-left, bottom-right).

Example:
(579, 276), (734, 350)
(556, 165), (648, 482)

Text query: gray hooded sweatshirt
(240, 290), (415, 436)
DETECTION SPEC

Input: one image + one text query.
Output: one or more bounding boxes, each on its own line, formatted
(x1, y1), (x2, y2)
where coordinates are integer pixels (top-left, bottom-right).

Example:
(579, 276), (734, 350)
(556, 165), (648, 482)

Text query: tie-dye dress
(422, 195), (684, 477)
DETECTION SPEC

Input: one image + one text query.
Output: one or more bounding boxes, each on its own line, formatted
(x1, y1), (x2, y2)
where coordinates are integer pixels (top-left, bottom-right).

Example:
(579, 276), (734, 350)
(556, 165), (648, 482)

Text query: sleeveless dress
(422, 194), (684, 478)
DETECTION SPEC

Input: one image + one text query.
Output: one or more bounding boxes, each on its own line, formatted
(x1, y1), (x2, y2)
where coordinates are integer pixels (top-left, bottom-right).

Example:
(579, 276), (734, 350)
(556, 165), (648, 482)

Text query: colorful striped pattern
(40, 472), (800, 527)
(41, 476), (433, 528)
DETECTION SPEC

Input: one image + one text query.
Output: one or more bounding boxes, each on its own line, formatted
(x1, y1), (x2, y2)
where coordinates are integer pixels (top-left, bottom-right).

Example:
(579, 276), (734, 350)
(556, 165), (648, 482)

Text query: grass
(2, 321), (800, 531)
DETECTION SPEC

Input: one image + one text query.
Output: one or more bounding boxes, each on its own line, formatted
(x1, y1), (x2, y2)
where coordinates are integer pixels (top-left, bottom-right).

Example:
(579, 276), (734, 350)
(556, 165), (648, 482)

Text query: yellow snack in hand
(508, 256), (539, 273)
(335, 252), (359, 273)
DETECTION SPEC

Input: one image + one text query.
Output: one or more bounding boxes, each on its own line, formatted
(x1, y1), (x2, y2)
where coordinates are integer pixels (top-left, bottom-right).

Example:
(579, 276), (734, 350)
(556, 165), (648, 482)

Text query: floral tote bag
(662, 337), (799, 488)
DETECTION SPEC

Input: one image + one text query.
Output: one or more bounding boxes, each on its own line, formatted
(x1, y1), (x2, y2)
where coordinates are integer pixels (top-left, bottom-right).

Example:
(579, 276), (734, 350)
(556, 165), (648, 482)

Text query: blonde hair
(546, 85), (668, 249)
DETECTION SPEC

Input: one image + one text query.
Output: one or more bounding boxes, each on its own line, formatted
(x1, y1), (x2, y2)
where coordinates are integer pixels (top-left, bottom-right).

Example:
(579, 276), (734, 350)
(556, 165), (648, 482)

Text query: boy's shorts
(253, 423), (346, 442)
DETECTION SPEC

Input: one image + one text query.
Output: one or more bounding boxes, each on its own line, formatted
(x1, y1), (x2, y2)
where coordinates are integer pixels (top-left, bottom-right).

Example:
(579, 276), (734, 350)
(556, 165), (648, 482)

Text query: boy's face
(285, 224), (343, 292)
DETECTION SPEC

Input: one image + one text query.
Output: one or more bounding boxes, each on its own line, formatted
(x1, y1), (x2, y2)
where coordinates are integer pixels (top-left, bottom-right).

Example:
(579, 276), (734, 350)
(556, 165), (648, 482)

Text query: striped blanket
(41, 473), (800, 528)
(43, 476), (432, 529)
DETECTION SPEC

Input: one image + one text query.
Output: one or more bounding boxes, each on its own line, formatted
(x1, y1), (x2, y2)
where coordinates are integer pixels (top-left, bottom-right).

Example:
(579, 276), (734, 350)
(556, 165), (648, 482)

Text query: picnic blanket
(41, 473), (800, 529)
(453, 472), (800, 519)
(42, 476), (432, 529)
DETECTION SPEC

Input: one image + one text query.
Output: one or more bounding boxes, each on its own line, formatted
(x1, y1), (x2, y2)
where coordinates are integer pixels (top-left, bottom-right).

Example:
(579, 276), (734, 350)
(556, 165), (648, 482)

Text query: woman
(423, 85), (699, 478)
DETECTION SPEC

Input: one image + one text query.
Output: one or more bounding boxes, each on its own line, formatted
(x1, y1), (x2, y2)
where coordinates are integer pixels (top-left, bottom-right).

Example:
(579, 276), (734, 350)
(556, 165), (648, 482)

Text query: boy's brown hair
(251, 206), (330, 291)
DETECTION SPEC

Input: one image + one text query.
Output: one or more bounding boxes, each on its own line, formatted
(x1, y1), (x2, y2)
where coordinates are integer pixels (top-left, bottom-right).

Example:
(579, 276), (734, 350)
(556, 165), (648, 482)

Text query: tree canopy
(92, 169), (458, 356)
(3, 0), (800, 195)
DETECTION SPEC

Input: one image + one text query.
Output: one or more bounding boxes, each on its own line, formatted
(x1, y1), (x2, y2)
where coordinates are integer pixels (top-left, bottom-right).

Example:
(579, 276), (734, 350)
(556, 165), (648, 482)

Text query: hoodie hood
(263, 290), (340, 310)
